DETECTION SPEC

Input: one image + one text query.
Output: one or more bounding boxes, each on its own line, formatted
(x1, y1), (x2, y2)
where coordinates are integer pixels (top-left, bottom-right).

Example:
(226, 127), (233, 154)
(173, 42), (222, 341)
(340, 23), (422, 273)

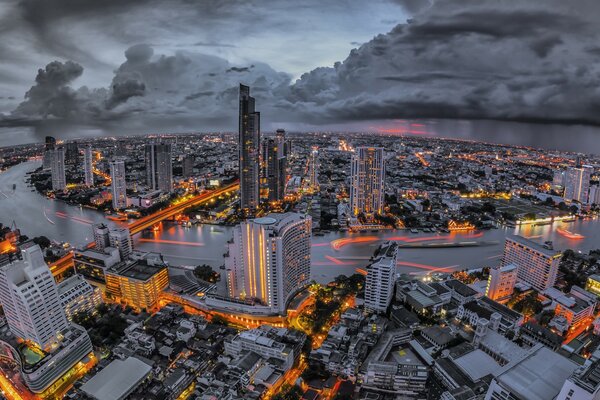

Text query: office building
(83, 145), (94, 186)
(564, 165), (594, 204)
(50, 147), (66, 191)
(239, 84), (261, 211)
(0, 245), (69, 350)
(485, 264), (517, 302)
(93, 223), (110, 251)
(263, 137), (286, 202)
(365, 241), (398, 314)
(110, 159), (127, 210)
(350, 147), (385, 219)
(42, 135), (56, 169)
(182, 154), (194, 178)
(502, 235), (561, 292)
(145, 143), (173, 193)
(105, 258), (169, 312)
(58, 274), (103, 320)
(226, 213), (311, 314)
(64, 142), (79, 166)
(109, 228), (133, 260)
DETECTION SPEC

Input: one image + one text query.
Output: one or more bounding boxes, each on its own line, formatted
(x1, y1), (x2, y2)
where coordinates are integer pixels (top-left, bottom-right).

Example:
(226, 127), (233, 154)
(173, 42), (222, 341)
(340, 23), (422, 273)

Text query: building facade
(110, 159), (127, 210)
(486, 264), (517, 301)
(239, 84), (261, 211)
(83, 145), (94, 187)
(50, 147), (66, 191)
(109, 228), (133, 260)
(365, 241), (398, 314)
(58, 274), (103, 320)
(564, 165), (594, 204)
(350, 147), (385, 219)
(145, 143), (173, 193)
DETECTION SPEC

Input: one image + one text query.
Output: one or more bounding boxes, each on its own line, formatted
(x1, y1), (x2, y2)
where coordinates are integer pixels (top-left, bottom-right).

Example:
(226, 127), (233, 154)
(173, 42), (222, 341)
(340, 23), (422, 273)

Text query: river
(2, 161), (600, 284)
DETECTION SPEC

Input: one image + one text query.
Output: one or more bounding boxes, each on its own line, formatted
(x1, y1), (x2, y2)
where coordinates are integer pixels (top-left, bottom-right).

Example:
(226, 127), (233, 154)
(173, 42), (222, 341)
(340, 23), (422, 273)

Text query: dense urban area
(1, 85), (600, 400)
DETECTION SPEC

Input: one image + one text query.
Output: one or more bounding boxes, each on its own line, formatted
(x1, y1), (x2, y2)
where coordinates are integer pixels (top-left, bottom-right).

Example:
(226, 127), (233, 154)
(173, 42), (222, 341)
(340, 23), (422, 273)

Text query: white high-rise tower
(364, 241), (398, 314)
(83, 145), (94, 187)
(110, 159), (127, 210)
(50, 147), (66, 191)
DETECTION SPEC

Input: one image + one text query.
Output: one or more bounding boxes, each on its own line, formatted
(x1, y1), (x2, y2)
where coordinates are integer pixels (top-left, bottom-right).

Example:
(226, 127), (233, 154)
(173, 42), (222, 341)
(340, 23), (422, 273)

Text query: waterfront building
(226, 213), (311, 314)
(74, 247), (121, 283)
(365, 241), (398, 314)
(239, 84), (261, 211)
(564, 165), (594, 204)
(58, 274), (103, 320)
(145, 143), (173, 193)
(42, 135), (56, 169)
(93, 223), (110, 250)
(109, 159), (127, 210)
(83, 144), (94, 186)
(502, 235), (561, 292)
(485, 264), (517, 302)
(109, 227), (133, 260)
(50, 147), (66, 191)
(350, 147), (385, 220)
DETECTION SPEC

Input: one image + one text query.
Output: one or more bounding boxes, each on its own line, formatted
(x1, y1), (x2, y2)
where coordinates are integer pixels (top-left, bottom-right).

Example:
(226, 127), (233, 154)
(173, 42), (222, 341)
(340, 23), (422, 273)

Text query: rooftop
(81, 357), (152, 400)
(507, 235), (560, 258)
(110, 258), (166, 281)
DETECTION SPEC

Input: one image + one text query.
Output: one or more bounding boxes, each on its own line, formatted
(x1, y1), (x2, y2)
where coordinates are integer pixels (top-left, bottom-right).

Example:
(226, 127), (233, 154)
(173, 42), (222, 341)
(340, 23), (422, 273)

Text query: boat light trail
(138, 238), (204, 247)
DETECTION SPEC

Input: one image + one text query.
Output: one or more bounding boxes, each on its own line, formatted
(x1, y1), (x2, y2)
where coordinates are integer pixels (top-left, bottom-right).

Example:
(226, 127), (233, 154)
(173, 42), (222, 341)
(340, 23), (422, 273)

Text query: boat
(556, 227), (584, 240)
(106, 213), (127, 221)
(561, 217), (576, 223)
(410, 229), (419, 234)
(533, 221), (552, 226)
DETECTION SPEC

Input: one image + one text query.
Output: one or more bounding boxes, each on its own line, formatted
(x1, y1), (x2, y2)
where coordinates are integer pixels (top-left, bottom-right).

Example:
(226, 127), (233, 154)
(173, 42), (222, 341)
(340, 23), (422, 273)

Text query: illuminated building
(553, 286), (596, 328)
(58, 274), (103, 320)
(225, 213), (311, 314)
(50, 146), (66, 191)
(110, 159), (127, 209)
(83, 144), (94, 187)
(308, 148), (319, 189)
(275, 128), (286, 158)
(589, 184), (600, 205)
(350, 147), (385, 220)
(502, 235), (561, 292)
(74, 247), (121, 283)
(42, 135), (56, 169)
(105, 257), (169, 312)
(93, 223), (110, 251)
(585, 274), (600, 297)
(564, 165), (593, 204)
(239, 84), (261, 211)
(109, 227), (133, 260)
(263, 137), (286, 202)
(0, 244), (68, 349)
(485, 264), (517, 302)
(365, 241), (398, 314)
(145, 143), (173, 193)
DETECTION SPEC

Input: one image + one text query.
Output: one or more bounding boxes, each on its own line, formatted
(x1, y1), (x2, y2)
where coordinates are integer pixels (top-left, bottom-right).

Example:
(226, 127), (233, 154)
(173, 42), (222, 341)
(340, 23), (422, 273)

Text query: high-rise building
(109, 228), (133, 260)
(350, 147), (385, 219)
(239, 84), (261, 211)
(308, 148), (319, 190)
(42, 136), (56, 169)
(226, 213), (311, 314)
(365, 241), (398, 314)
(64, 142), (79, 166)
(502, 235), (561, 292)
(110, 159), (127, 210)
(83, 145), (94, 187)
(589, 184), (600, 206)
(0, 245), (69, 349)
(50, 147), (66, 191)
(486, 264), (517, 301)
(275, 128), (286, 158)
(564, 165), (594, 204)
(263, 137), (286, 202)
(182, 154), (195, 178)
(93, 223), (110, 250)
(145, 143), (173, 193)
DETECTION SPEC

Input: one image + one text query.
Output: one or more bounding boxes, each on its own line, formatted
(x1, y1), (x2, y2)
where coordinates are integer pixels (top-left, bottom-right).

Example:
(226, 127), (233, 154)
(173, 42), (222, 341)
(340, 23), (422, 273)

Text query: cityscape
(2, 1), (600, 400)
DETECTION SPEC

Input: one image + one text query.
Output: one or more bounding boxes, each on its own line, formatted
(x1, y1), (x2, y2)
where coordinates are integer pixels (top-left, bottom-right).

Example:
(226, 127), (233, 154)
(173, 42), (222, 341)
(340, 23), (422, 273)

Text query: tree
(32, 236), (51, 249)
(194, 264), (219, 283)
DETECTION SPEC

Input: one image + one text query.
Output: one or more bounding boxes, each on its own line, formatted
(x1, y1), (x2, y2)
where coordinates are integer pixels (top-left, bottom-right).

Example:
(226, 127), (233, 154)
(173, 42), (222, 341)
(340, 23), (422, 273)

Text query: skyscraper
(275, 128), (286, 158)
(502, 235), (561, 292)
(226, 213), (311, 314)
(109, 227), (133, 260)
(0, 245), (69, 350)
(263, 137), (287, 202)
(239, 84), (261, 211)
(365, 241), (398, 314)
(64, 142), (79, 166)
(83, 145), (94, 187)
(42, 136), (56, 169)
(145, 143), (173, 193)
(308, 148), (319, 190)
(564, 165), (594, 204)
(110, 159), (127, 210)
(50, 147), (66, 191)
(350, 147), (385, 219)
(486, 264), (517, 301)
(182, 154), (195, 178)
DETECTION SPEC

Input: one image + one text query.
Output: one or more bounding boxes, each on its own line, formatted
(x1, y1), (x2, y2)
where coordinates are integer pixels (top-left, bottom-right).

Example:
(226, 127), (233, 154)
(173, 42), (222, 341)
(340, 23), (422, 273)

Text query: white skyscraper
(486, 264), (517, 301)
(226, 213), (311, 314)
(83, 145), (94, 187)
(0, 245), (69, 350)
(564, 165), (594, 204)
(109, 228), (133, 260)
(502, 235), (561, 292)
(50, 147), (66, 191)
(350, 147), (385, 220)
(110, 159), (127, 210)
(364, 241), (398, 314)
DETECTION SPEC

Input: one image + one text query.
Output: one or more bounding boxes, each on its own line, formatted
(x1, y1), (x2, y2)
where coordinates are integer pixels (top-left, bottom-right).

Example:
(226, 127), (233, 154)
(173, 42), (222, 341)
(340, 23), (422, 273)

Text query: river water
(2, 161), (600, 283)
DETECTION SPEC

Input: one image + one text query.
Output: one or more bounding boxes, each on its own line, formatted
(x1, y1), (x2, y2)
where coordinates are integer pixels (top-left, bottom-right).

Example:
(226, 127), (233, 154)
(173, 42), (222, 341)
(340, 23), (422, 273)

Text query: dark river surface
(2, 161), (600, 283)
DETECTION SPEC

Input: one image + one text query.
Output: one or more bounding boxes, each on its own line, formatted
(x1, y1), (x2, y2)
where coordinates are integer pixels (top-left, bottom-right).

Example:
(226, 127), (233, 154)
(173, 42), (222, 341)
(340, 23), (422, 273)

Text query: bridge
(49, 181), (239, 278)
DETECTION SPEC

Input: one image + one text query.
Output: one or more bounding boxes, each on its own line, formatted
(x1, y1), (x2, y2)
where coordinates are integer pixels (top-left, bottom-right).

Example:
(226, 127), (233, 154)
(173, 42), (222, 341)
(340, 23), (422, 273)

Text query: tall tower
(226, 213), (311, 314)
(350, 147), (385, 220)
(64, 142), (79, 166)
(145, 143), (173, 193)
(83, 145), (94, 187)
(263, 138), (286, 202)
(239, 84), (261, 211)
(42, 136), (56, 169)
(110, 159), (127, 210)
(364, 241), (398, 314)
(308, 148), (319, 190)
(50, 147), (66, 191)
(182, 155), (195, 178)
(564, 165), (593, 204)
(0, 245), (69, 350)
(275, 129), (286, 158)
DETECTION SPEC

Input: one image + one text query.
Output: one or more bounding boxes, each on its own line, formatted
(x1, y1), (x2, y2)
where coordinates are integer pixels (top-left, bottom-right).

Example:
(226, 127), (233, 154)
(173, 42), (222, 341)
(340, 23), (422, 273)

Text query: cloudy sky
(1, 0), (600, 149)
